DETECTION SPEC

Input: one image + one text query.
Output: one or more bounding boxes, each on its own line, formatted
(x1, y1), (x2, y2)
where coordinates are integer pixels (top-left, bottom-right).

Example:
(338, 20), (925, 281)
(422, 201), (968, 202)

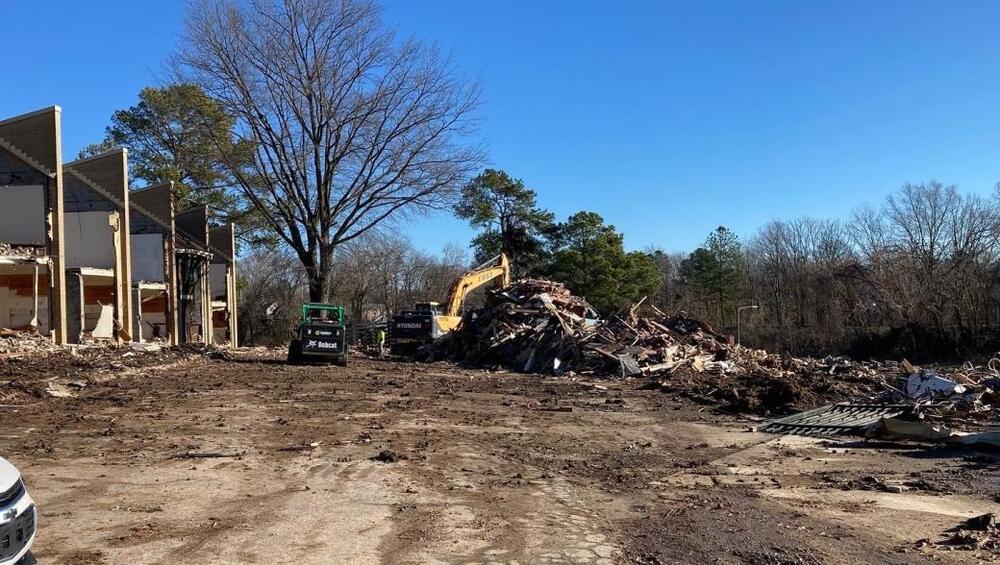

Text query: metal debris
(760, 403), (909, 436)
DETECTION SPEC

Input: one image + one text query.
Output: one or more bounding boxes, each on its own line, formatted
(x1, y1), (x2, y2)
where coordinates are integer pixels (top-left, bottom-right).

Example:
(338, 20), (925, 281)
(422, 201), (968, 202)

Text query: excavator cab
(389, 254), (510, 354)
(414, 302), (443, 314)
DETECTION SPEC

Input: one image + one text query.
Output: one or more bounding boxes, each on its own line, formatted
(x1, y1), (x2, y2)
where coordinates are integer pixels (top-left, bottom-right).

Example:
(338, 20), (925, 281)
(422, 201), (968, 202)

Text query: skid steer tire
(287, 340), (304, 365)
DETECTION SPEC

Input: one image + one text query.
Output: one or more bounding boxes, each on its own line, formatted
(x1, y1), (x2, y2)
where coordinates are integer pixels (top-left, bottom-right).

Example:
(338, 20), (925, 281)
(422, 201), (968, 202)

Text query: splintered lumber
(428, 278), (745, 377)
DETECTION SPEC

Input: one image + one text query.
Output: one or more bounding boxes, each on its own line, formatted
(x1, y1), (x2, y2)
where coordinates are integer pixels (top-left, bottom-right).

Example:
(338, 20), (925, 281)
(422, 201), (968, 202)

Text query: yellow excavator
(389, 253), (510, 352)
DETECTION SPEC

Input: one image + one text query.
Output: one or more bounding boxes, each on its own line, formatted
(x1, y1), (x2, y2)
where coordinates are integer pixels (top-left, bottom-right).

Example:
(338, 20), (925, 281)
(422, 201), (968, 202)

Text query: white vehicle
(0, 458), (35, 565)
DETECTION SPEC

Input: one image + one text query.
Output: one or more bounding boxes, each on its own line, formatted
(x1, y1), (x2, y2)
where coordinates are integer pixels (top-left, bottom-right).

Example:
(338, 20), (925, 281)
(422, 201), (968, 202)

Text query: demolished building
(0, 107), (68, 343)
(0, 106), (238, 348)
(209, 223), (238, 347)
(130, 182), (180, 345)
(63, 149), (133, 343)
(175, 206), (214, 345)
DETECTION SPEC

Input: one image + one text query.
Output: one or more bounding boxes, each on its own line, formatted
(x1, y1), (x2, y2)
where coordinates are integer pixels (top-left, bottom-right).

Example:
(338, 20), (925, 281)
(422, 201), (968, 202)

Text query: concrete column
(116, 154), (133, 342)
(132, 286), (143, 343)
(66, 272), (83, 344)
(227, 262), (238, 348)
(164, 235), (179, 346)
(48, 111), (68, 344)
(202, 259), (213, 345)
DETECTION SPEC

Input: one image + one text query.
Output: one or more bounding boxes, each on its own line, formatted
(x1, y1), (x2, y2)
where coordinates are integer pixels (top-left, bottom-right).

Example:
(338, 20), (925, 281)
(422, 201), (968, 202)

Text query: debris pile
(0, 242), (44, 258)
(429, 279), (601, 373)
(863, 362), (1000, 445)
(0, 378), (47, 404)
(0, 328), (60, 358)
(0, 341), (225, 405)
(433, 278), (1000, 431)
(431, 279), (886, 412)
(433, 278), (744, 376)
(933, 513), (1000, 553)
(762, 358), (1000, 443)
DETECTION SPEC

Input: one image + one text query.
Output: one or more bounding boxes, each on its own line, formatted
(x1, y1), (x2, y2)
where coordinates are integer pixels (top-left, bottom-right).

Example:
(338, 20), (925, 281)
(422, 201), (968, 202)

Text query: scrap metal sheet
(761, 403), (910, 437)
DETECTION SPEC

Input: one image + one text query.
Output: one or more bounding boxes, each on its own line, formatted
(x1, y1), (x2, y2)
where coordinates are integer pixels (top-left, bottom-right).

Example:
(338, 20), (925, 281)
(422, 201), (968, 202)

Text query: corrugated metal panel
(761, 403), (910, 437)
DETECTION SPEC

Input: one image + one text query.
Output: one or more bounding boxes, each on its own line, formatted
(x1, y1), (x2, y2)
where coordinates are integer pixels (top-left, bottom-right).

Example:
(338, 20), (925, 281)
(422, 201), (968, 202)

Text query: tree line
(651, 182), (1000, 360)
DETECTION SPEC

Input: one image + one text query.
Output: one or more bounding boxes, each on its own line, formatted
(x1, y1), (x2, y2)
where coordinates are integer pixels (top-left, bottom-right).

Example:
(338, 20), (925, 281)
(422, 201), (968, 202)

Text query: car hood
(0, 457), (21, 490)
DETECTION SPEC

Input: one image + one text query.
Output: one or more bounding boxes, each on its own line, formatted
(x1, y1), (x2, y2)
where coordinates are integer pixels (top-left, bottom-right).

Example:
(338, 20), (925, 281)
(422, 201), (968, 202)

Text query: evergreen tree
(544, 212), (660, 314)
(455, 169), (555, 275)
(680, 226), (746, 325)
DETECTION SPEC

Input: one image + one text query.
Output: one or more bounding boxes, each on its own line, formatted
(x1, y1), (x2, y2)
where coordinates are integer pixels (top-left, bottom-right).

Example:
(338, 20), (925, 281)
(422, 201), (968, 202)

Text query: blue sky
(3, 1), (1000, 255)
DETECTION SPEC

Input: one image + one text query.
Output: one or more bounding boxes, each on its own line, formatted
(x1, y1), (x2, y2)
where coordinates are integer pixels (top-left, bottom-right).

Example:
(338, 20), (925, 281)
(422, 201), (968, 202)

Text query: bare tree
(238, 247), (308, 344)
(726, 182), (1000, 358)
(329, 233), (467, 320)
(177, 0), (482, 300)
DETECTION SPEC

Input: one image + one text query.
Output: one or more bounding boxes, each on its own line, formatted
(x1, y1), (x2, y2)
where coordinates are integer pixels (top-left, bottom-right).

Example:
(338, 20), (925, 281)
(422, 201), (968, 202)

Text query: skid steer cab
(287, 303), (348, 366)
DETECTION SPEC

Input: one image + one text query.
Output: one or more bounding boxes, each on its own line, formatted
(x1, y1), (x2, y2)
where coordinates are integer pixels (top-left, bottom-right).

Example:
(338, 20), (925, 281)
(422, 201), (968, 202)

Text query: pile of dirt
(0, 378), (48, 404)
(0, 342), (221, 404)
(659, 353), (897, 413)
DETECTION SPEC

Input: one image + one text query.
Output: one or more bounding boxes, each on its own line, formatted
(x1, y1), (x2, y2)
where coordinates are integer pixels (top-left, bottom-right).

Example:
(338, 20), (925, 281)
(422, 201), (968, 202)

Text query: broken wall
(209, 223), (237, 347)
(0, 267), (49, 332)
(64, 211), (115, 268)
(176, 206), (212, 344)
(210, 263), (227, 301)
(131, 182), (179, 344)
(0, 106), (67, 341)
(131, 233), (165, 282)
(0, 147), (53, 332)
(64, 149), (133, 342)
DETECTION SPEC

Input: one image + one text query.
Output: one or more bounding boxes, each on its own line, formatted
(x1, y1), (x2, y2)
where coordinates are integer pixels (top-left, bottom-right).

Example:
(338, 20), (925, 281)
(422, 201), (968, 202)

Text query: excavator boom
(443, 254), (511, 317)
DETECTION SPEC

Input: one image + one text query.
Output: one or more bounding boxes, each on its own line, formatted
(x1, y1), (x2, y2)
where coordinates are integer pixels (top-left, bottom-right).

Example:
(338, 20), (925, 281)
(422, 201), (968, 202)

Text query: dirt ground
(1, 350), (998, 564)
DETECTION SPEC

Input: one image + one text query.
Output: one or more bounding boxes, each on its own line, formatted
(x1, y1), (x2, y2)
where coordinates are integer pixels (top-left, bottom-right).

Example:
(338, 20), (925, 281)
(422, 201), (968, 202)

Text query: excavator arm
(442, 254), (511, 317)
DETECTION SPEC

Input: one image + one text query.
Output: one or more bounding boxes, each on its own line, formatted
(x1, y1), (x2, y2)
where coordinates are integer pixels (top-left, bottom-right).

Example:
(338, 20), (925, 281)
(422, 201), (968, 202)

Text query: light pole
(736, 304), (758, 347)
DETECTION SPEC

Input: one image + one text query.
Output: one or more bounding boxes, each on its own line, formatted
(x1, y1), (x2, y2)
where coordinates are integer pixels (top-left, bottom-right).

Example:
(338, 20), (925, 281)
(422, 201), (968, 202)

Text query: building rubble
(1, 337), (225, 405)
(0, 242), (45, 258)
(931, 513), (1000, 553)
(0, 328), (60, 358)
(430, 278), (887, 405)
(429, 278), (748, 377)
(429, 278), (1000, 442)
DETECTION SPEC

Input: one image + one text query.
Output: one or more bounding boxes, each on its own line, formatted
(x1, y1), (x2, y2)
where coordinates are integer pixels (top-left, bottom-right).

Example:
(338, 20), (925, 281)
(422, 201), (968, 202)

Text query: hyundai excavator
(389, 253), (510, 353)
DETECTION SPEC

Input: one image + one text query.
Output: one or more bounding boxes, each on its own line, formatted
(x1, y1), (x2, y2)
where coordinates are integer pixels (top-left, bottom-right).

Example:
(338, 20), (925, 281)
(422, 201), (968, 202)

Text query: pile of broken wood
(428, 278), (902, 412)
(429, 278), (770, 378)
(428, 279), (601, 372)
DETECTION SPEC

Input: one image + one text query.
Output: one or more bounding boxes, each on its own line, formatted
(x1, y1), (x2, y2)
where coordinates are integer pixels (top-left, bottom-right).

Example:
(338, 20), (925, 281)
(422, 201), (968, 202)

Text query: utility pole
(737, 304), (758, 347)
